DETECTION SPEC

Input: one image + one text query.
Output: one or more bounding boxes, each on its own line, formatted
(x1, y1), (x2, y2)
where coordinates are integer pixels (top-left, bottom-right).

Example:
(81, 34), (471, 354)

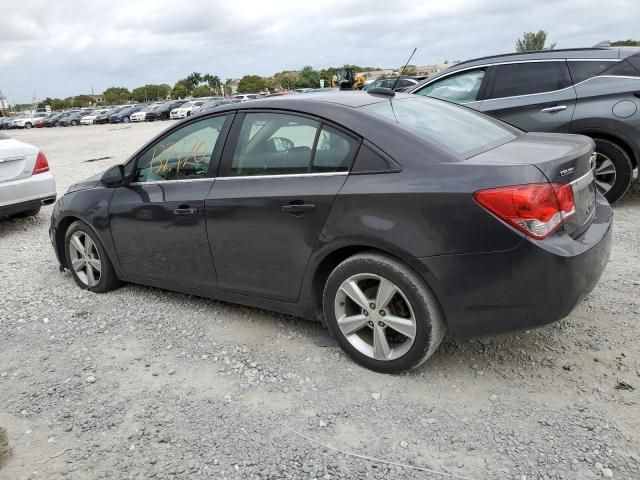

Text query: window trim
(127, 112), (234, 185)
(217, 109), (361, 178)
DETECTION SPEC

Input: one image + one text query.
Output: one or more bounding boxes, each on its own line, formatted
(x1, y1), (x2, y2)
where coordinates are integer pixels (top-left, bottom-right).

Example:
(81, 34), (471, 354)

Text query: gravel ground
(1, 123), (639, 480)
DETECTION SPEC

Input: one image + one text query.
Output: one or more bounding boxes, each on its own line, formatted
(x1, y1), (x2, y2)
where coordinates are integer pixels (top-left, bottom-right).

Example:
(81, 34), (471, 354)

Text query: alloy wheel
(594, 152), (616, 195)
(68, 231), (102, 287)
(334, 273), (416, 361)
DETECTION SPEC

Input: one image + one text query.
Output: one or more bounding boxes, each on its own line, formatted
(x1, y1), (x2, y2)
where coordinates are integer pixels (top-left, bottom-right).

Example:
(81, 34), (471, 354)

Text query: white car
(130, 104), (159, 122)
(9, 113), (50, 129)
(0, 133), (56, 218)
(169, 100), (205, 119)
(232, 94), (259, 102)
(80, 109), (110, 125)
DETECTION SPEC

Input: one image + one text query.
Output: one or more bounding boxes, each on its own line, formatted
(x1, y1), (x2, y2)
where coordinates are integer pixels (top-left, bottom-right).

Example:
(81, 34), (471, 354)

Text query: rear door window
(312, 126), (358, 173)
(488, 61), (571, 98)
(230, 113), (319, 176)
(568, 60), (618, 83)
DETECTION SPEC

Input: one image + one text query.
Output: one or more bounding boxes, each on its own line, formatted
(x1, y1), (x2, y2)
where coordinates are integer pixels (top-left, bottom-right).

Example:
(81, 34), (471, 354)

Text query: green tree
(236, 75), (266, 93)
(171, 83), (189, 99)
(515, 31), (556, 52)
(131, 84), (172, 102)
(103, 87), (130, 105)
(185, 72), (203, 90)
(273, 72), (296, 90)
(72, 95), (94, 107)
(192, 85), (212, 97)
(611, 39), (640, 46)
(203, 74), (223, 95)
(295, 66), (320, 88)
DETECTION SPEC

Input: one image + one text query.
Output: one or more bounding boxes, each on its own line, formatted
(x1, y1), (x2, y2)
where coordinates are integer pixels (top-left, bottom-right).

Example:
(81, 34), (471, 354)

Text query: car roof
(410, 47), (640, 90)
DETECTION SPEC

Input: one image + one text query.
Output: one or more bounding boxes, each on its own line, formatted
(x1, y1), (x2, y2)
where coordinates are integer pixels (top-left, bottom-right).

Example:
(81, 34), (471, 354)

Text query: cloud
(1, 0), (638, 103)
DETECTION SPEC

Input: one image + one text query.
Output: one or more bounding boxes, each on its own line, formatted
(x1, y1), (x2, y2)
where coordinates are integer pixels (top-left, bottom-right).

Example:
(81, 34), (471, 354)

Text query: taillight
(474, 183), (575, 239)
(33, 151), (50, 175)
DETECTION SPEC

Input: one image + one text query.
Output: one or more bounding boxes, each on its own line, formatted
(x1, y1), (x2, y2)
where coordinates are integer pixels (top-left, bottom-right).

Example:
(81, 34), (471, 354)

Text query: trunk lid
(471, 132), (597, 238)
(0, 136), (38, 183)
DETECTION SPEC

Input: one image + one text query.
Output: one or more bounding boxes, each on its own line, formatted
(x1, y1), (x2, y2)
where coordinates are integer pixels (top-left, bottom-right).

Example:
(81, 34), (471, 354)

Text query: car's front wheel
(64, 221), (121, 293)
(323, 252), (445, 373)
(593, 138), (633, 203)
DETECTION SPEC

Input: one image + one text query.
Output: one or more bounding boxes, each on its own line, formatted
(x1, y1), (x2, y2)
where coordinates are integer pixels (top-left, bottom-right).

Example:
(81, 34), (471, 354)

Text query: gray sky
(1, 0), (638, 103)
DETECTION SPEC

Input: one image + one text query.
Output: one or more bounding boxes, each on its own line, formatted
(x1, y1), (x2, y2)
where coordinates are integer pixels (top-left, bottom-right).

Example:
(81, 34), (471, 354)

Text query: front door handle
(281, 203), (316, 216)
(173, 207), (198, 216)
(540, 105), (567, 114)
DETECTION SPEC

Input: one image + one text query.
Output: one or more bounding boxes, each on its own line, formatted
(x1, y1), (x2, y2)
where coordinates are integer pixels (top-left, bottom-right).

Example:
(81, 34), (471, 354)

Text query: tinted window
(626, 54), (640, 74)
(135, 116), (227, 182)
(488, 61), (571, 98)
(415, 69), (486, 103)
(312, 126), (358, 173)
(602, 59), (640, 77)
(568, 60), (617, 83)
(230, 113), (319, 176)
(361, 97), (518, 158)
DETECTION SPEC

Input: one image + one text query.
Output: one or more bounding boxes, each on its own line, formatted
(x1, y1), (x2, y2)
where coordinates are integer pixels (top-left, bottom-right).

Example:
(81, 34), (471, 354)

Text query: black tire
(593, 138), (633, 203)
(323, 252), (445, 373)
(71, 120), (77, 126)
(11, 207), (40, 218)
(161, 112), (169, 120)
(123, 117), (130, 123)
(64, 221), (121, 293)
(24, 122), (32, 129)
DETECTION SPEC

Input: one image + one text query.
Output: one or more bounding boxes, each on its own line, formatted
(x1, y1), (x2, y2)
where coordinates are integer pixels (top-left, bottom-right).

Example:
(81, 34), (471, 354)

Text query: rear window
(488, 61), (571, 98)
(360, 97), (519, 157)
(568, 60), (617, 83)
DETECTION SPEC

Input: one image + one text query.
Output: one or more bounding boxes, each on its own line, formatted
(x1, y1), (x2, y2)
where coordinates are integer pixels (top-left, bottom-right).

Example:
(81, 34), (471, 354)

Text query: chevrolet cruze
(50, 92), (612, 373)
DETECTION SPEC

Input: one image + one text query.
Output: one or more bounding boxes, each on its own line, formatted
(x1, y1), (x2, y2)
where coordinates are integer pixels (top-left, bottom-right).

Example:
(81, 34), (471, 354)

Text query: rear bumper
(408, 195), (613, 338)
(0, 172), (57, 215)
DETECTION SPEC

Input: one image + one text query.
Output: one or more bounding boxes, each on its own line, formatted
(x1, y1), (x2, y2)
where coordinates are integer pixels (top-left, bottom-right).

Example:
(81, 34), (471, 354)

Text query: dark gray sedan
(49, 92), (612, 373)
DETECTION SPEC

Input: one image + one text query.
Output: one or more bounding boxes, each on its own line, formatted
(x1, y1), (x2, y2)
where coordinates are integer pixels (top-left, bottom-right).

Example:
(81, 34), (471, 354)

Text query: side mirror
(101, 164), (125, 188)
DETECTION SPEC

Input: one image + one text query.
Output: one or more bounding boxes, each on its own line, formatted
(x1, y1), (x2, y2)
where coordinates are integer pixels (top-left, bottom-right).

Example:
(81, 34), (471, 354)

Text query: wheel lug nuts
(368, 321), (374, 327)
(363, 310), (369, 316)
(379, 310), (386, 316)
(378, 321), (385, 327)
(369, 303), (376, 309)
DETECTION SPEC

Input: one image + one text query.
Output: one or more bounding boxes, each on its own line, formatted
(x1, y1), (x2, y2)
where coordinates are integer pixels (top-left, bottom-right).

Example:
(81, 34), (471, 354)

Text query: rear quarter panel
(571, 76), (640, 162)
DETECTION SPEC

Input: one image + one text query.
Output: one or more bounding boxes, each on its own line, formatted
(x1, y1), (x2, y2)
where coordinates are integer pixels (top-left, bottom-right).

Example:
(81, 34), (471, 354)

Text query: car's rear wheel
(123, 117), (130, 123)
(323, 252), (445, 373)
(24, 122), (32, 129)
(64, 221), (121, 293)
(593, 138), (633, 203)
(71, 120), (77, 126)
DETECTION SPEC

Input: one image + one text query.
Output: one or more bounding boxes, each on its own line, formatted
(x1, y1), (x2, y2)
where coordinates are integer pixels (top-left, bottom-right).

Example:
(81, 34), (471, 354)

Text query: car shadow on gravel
(0, 427), (11, 470)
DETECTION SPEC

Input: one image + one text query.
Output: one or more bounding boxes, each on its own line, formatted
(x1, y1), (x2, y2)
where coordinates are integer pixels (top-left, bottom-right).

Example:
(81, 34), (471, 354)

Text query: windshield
(360, 96), (519, 158)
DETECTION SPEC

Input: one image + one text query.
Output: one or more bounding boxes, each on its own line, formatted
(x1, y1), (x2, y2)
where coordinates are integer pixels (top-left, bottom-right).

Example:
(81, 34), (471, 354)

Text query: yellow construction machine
(331, 67), (366, 90)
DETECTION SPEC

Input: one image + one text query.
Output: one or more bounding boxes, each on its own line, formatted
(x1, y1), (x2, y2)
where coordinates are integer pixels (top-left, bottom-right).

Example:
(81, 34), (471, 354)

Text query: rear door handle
(281, 203), (316, 215)
(540, 105), (567, 114)
(173, 207), (198, 216)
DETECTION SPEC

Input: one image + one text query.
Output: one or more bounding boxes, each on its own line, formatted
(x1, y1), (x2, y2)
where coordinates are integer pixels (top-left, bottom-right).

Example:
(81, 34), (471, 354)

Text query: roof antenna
(392, 47), (417, 92)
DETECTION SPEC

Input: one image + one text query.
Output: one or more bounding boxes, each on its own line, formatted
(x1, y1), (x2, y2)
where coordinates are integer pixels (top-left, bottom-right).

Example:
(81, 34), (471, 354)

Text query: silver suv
(409, 46), (640, 202)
